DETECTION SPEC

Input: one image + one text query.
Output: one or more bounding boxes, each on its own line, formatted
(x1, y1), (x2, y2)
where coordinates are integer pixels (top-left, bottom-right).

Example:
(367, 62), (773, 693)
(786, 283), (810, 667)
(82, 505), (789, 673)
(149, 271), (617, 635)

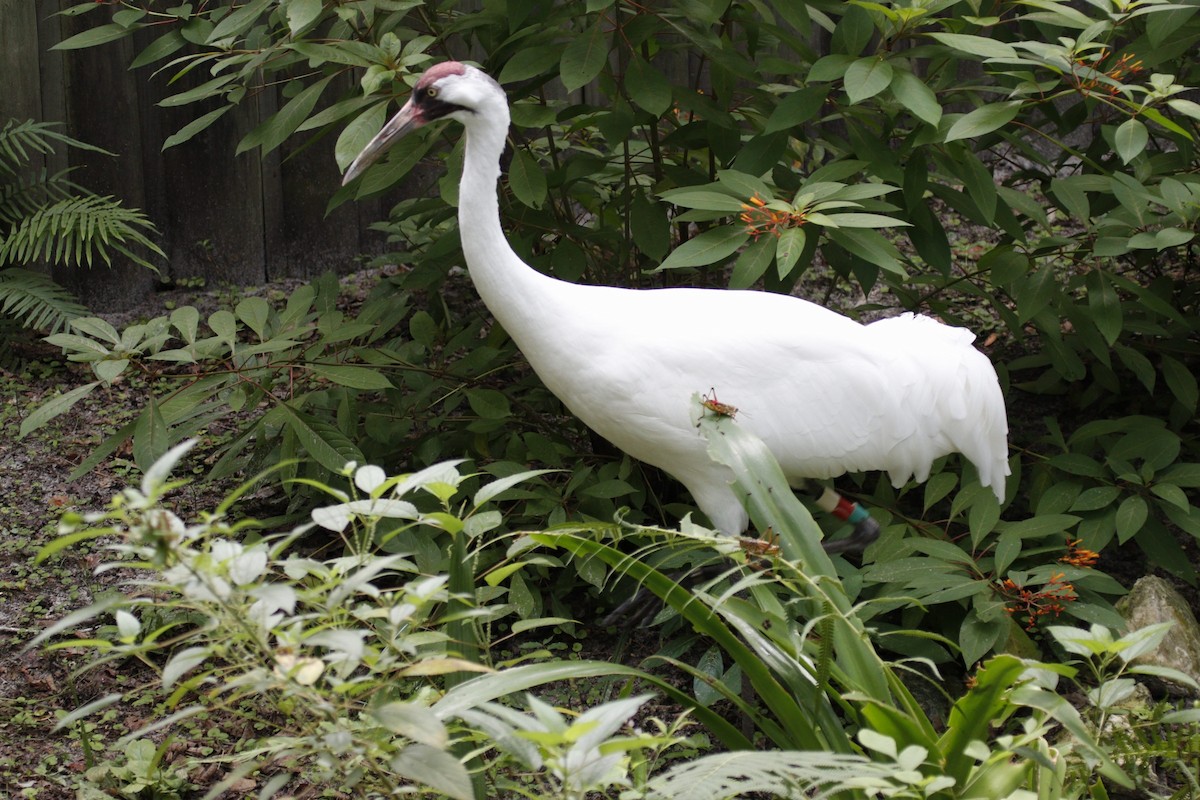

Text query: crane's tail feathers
(869, 314), (1009, 503)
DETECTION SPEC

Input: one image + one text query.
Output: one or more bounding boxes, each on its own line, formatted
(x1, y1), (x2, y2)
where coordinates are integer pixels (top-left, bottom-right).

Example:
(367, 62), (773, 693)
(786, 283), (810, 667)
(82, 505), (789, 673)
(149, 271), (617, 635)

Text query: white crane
(343, 61), (1009, 552)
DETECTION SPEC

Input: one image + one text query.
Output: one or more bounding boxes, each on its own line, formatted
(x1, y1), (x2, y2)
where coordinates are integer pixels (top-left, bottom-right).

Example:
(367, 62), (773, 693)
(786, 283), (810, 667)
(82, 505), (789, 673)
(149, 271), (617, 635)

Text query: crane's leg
(805, 484), (881, 554)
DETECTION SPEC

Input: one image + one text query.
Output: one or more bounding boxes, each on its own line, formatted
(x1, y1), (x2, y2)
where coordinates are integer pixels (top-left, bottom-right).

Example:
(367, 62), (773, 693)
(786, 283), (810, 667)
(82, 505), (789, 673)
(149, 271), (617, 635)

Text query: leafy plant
(33, 442), (673, 798)
(77, 738), (194, 800)
(0, 119), (162, 272)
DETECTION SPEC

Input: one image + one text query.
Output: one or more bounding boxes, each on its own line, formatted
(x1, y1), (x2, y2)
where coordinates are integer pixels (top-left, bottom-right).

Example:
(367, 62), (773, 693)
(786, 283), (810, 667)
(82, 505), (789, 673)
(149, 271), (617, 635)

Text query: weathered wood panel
(0, 1), (393, 311)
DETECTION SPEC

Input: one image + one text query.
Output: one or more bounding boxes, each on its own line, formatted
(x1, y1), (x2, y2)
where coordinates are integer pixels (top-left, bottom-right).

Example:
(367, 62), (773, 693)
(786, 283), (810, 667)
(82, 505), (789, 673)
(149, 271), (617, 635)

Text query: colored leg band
(816, 487), (870, 524)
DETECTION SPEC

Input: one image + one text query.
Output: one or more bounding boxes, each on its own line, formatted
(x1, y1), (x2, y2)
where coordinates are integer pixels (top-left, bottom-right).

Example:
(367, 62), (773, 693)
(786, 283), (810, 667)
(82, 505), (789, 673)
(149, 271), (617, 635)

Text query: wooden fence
(1, 0), (392, 310)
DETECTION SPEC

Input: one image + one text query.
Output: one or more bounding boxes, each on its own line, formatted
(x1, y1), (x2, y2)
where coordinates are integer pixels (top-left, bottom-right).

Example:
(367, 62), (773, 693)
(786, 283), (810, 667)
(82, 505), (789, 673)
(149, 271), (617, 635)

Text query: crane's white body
(345, 63), (1010, 535)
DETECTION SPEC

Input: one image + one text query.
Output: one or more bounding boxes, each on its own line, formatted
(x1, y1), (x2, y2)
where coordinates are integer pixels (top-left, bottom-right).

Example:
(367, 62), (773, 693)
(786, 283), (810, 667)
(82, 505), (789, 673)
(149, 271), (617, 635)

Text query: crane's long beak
(341, 99), (425, 185)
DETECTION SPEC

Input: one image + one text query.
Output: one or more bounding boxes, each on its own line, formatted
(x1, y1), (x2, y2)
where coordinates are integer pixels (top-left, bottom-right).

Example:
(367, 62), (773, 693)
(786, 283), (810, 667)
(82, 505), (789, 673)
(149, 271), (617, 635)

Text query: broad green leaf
(131, 30), (187, 69)
(827, 228), (906, 275)
(890, 69), (941, 126)
(237, 75), (333, 156)
(653, 227), (748, 272)
(630, 194), (670, 261)
(499, 45), (563, 84)
(1085, 270), (1122, 346)
(158, 74), (239, 107)
(335, 102), (388, 171)
(373, 703), (448, 748)
(730, 235), (776, 288)
(475, 469), (556, 507)
(52, 23), (132, 50)
(162, 105), (234, 150)
(466, 388), (511, 420)
(844, 57), (893, 105)
(508, 149), (547, 208)
(132, 396), (169, 471)
(1115, 496), (1148, 542)
(945, 101), (1022, 142)
(19, 381), (99, 438)
(820, 213), (908, 228)
(560, 21), (607, 92)
(206, 0), (271, 43)
(1113, 118), (1148, 164)
(235, 297), (270, 338)
(775, 227), (806, 279)
(309, 364), (395, 390)
(763, 86), (829, 133)
(659, 189), (746, 211)
(626, 56), (672, 115)
(927, 33), (1017, 59)
(1162, 355), (1198, 412)
(285, 0), (323, 35)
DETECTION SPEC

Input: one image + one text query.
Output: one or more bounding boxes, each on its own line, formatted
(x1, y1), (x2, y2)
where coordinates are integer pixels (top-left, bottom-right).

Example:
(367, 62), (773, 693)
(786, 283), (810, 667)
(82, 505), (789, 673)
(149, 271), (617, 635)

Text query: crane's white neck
(455, 94), (561, 342)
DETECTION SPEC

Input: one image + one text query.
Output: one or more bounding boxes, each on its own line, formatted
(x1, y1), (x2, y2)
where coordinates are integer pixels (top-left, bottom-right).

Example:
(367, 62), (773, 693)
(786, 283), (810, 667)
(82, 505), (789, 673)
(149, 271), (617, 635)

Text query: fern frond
(0, 119), (113, 177)
(0, 268), (88, 333)
(0, 194), (164, 270)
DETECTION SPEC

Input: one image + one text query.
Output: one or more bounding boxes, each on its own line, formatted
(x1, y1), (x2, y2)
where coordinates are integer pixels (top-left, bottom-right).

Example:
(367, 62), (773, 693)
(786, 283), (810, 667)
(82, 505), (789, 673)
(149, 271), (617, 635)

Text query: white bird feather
(343, 62), (1010, 536)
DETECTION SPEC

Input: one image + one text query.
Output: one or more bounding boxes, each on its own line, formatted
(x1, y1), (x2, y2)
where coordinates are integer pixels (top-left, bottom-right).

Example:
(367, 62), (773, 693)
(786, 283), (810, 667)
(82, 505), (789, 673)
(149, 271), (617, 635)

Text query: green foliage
(0, 119), (163, 272)
(77, 738), (194, 800)
(538, 406), (1132, 798)
(38, 443), (670, 798)
(50, 0), (1200, 664)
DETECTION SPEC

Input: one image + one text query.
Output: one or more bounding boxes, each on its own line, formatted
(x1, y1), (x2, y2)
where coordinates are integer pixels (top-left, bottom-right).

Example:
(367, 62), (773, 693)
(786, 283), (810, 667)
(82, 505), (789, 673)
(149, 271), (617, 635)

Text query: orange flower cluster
(998, 573), (1078, 631)
(1060, 538), (1100, 568)
(1071, 49), (1143, 97)
(740, 194), (805, 239)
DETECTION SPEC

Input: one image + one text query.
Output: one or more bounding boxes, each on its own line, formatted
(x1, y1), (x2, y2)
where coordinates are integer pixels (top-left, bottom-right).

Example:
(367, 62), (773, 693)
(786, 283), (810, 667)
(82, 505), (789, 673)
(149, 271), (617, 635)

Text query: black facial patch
(415, 91), (470, 120)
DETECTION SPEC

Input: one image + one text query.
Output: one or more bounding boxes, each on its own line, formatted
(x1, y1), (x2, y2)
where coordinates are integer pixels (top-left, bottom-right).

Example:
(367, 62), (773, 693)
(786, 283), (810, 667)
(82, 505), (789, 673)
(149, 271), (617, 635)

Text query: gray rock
(1116, 575), (1200, 696)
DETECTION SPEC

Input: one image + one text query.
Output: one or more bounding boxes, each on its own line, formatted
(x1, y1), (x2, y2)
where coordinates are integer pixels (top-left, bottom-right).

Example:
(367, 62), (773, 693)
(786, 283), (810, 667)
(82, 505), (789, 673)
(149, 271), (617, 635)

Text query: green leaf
(626, 56), (672, 115)
(945, 101), (1022, 142)
(235, 297), (270, 338)
(763, 86), (829, 133)
(844, 57), (893, 105)
(1085, 270), (1122, 346)
(630, 194), (670, 261)
(132, 396), (169, 471)
(373, 703), (448, 748)
(52, 24), (133, 50)
(499, 46), (563, 84)
(335, 102), (388, 172)
(309, 364), (395, 390)
(775, 227), (806, 279)
(730, 235), (775, 288)
(285, 0), (323, 35)
(1162, 355), (1199, 412)
(206, 0), (271, 43)
(19, 381), (99, 438)
(659, 189), (746, 212)
(237, 75), (333, 156)
(890, 69), (941, 126)
(1113, 118), (1148, 164)
(466, 388), (511, 420)
(162, 105), (234, 150)
(820, 213), (908, 228)
(131, 30), (187, 69)
(508, 149), (548, 209)
(560, 21), (607, 92)
(1115, 496), (1148, 543)
(826, 228), (906, 275)
(927, 33), (1017, 59)
(652, 227), (748, 272)
(475, 469), (556, 508)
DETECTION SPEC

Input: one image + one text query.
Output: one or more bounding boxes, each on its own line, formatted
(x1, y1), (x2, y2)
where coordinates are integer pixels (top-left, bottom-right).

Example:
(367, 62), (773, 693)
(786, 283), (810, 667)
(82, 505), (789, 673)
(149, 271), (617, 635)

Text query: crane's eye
(426, 87), (438, 98)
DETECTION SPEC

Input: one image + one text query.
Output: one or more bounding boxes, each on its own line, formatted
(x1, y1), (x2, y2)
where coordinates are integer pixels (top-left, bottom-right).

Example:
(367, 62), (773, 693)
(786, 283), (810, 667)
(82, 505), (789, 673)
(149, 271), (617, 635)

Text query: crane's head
(341, 61), (504, 185)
